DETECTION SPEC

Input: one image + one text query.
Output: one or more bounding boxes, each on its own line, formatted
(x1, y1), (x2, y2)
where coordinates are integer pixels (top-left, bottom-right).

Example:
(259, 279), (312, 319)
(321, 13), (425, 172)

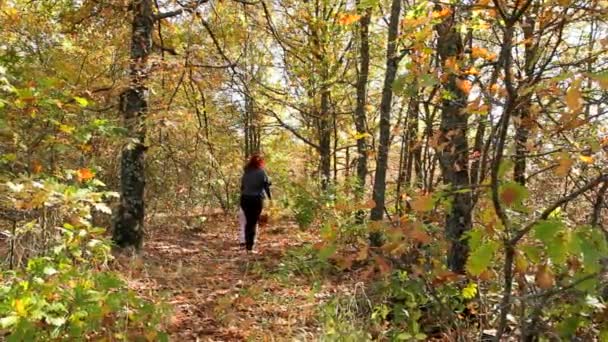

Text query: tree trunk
(370, 0), (401, 223)
(514, 16), (535, 185)
(112, 0), (154, 249)
(404, 97), (419, 187)
(435, 9), (472, 273)
(354, 3), (371, 197)
(244, 95), (260, 157)
(319, 88), (332, 190)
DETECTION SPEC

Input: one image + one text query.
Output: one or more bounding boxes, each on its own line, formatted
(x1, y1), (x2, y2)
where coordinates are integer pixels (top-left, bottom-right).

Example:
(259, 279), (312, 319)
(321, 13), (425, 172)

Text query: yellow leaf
(59, 125), (75, 134)
(579, 155), (594, 164)
(14, 299), (26, 317)
(411, 194), (433, 212)
(465, 67), (480, 75)
(76, 168), (95, 182)
(356, 245), (369, 261)
(555, 153), (573, 177)
(566, 80), (583, 112)
(353, 132), (372, 140)
(515, 253), (528, 274)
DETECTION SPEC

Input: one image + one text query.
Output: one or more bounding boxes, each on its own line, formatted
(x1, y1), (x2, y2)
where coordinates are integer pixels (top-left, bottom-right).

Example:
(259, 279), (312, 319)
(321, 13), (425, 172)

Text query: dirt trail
(117, 216), (326, 341)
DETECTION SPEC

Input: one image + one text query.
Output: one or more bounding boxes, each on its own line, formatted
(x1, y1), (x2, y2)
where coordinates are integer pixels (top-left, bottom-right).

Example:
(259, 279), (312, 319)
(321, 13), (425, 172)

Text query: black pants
(240, 195), (263, 250)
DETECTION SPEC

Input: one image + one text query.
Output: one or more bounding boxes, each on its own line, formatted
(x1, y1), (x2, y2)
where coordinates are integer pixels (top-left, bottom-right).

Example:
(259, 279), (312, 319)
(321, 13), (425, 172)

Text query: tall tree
(112, 0), (155, 248)
(435, 5), (471, 272)
(370, 0), (402, 223)
(353, 1), (372, 198)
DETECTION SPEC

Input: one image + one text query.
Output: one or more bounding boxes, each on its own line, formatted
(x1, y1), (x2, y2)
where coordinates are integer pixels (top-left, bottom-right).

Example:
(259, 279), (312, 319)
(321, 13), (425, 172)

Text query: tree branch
(154, 9), (183, 20)
(511, 173), (608, 244)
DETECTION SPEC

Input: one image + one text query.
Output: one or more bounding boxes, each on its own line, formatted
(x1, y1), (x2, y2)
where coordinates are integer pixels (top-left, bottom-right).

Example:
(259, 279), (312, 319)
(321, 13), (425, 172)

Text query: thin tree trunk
(435, 7), (472, 273)
(354, 3), (371, 198)
(112, 0), (154, 249)
(319, 89), (332, 190)
(370, 0), (402, 224)
(514, 15), (535, 185)
(404, 97), (419, 186)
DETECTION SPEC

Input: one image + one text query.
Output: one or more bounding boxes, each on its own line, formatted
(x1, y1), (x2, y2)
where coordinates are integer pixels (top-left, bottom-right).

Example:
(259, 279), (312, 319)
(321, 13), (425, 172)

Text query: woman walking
(240, 154), (271, 253)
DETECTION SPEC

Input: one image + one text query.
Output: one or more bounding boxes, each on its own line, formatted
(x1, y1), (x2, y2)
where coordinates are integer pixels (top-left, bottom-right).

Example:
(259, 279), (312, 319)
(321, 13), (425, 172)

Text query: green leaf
(392, 75), (408, 93)
(420, 74), (438, 88)
(396, 332), (413, 340)
(318, 244), (337, 260)
(533, 220), (562, 244)
(467, 228), (483, 251)
(466, 241), (498, 276)
(522, 245), (542, 263)
(557, 316), (580, 338)
(498, 159), (514, 179)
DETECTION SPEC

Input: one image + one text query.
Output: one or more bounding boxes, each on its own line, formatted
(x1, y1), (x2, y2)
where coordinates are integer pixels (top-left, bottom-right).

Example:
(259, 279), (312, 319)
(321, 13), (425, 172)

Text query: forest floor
(113, 214), (350, 341)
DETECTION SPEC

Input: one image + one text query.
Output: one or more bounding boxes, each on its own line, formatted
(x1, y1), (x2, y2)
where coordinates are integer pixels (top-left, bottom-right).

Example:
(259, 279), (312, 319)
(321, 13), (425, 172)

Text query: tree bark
(435, 8), (472, 273)
(319, 88), (332, 190)
(370, 0), (401, 223)
(354, 3), (371, 197)
(514, 15), (535, 185)
(112, 0), (155, 249)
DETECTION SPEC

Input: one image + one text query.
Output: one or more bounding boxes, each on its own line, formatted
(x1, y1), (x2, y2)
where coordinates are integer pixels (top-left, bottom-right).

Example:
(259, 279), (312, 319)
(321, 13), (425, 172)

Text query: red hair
(246, 154), (265, 170)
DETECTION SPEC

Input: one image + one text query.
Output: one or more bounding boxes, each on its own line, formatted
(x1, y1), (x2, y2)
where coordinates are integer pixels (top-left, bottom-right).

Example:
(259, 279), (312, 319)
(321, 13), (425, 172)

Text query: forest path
(116, 215), (328, 341)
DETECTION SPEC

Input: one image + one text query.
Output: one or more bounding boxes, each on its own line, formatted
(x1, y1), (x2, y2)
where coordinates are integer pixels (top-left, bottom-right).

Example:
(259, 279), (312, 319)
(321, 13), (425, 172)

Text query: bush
(0, 175), (169, 341)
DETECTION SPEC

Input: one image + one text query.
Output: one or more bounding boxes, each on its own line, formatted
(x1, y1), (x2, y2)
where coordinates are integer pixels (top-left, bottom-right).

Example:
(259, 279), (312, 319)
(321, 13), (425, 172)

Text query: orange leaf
(410, 227), (431, 244)
(32, 161), (43, 174)
(411, 194), (433, 212)
(373, 255), (392, 275)
(456, 79), (472, 94)
(444, 57), (459, 72)
(432, 270), (460, 285)
(338, 13), (361, 25)
(76, 168), (95, 182)
(432, 7), (452, 19)
(535, 265), (554, 289)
